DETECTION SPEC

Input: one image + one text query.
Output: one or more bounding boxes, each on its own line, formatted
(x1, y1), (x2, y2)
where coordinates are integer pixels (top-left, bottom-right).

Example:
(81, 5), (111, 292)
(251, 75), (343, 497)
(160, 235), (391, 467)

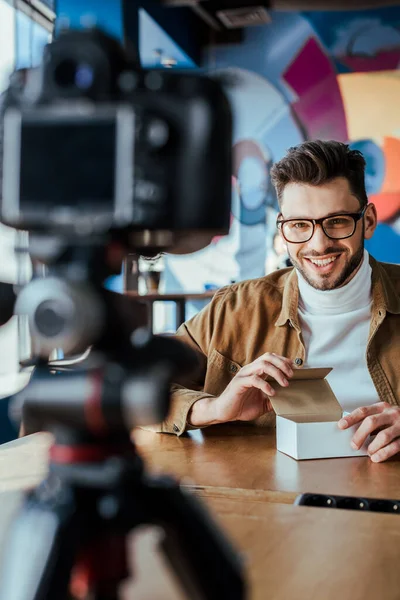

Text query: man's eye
(291, 221), (309, 229)
(327, 217), (351, 227)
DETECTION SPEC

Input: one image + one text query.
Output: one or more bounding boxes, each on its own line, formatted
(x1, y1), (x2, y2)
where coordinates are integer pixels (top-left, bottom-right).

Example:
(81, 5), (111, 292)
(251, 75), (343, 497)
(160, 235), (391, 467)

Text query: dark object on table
(295, 492), (400, 514)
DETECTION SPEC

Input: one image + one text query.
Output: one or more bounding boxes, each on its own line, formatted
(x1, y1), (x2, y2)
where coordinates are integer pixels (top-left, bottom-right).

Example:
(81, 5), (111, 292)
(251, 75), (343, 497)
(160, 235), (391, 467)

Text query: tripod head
(14, 240), (199, 437)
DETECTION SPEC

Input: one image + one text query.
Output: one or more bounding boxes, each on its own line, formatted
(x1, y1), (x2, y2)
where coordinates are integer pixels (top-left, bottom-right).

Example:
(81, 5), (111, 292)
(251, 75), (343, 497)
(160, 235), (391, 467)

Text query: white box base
(276, 415), (370, 460)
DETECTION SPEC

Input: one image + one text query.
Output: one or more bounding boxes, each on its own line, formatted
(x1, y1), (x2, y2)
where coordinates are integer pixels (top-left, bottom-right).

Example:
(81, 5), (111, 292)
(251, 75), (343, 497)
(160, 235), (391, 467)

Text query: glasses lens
(282, 220), (313, 243)
(323, 215), (355, 239)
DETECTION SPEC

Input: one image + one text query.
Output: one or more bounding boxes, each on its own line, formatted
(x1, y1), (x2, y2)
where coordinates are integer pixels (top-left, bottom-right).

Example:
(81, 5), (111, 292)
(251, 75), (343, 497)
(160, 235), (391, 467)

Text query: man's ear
(364, 203), (378, 240)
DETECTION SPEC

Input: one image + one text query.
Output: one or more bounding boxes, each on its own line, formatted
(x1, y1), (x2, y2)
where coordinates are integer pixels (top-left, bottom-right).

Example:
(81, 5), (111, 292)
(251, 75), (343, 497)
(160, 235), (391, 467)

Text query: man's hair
(270, 140), (368, 208)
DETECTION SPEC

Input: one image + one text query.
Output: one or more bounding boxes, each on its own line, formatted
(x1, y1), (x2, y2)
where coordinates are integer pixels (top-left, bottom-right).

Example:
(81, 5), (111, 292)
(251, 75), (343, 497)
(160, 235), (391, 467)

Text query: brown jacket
(150, 255), (400, 436)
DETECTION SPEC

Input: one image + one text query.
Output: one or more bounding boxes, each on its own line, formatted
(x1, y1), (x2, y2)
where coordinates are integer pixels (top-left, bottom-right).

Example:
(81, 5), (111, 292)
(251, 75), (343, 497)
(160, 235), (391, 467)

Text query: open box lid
(266, 367), (342, 422)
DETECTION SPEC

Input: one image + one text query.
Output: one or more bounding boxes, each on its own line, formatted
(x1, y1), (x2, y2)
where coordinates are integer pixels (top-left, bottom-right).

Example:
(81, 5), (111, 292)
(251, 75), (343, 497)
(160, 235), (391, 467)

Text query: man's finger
(244, 361), (289, 387)
(263, 363), (290, 387)
(240, 374), (275, 397)
(351, 411), (394, 450)
(240, 353), (293, 379)
(367, 425), (399, 455)
(239, 360), (288, 386)
(338, 402), (389, 430)
(370, 438), (400, 463)
(268, 353), (295, 377)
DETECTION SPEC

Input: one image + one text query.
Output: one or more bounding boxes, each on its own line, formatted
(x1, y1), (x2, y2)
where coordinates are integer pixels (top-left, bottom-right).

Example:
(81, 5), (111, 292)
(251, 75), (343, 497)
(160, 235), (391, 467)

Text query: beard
(288, 240), (365, 291)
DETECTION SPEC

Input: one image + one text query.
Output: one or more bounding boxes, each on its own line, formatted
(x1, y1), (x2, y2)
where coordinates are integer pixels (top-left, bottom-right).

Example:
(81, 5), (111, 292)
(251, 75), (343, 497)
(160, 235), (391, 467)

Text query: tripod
(0, 411), (245, 600)
(0, 264), (246, 600)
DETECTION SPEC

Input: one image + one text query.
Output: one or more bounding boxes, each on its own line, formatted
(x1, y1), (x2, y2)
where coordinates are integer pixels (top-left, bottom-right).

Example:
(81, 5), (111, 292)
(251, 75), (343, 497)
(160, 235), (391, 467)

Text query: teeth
(309, 256), (337, 267)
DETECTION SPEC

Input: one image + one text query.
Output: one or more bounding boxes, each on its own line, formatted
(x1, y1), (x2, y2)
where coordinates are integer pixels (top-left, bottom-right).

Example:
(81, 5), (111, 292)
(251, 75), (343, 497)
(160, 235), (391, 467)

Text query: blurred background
(1, 0), (400, 434)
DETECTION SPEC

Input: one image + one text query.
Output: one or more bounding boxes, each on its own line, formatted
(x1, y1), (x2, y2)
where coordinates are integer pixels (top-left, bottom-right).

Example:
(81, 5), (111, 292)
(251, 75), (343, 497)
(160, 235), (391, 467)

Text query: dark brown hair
(270, 140), (368, 208)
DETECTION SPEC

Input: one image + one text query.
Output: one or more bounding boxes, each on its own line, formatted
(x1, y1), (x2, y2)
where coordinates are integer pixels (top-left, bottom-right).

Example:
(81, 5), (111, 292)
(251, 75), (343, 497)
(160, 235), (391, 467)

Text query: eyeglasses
(276, 206), (367, 244)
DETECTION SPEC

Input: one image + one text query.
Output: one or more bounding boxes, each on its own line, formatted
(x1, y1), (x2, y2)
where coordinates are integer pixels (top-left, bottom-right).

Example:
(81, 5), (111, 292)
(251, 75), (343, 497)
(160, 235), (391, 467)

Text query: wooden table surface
(0, 488), (399, 600)
(1, 430), (400, 598)
(211, 498), (400, 600)
(133, 424), (400, 503)
(1, 426), (400, 505)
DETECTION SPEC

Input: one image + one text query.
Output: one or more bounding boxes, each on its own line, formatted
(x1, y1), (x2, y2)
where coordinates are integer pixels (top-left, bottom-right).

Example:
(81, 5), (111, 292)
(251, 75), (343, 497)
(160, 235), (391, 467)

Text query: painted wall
(6, 3), (399, 322)
(164, 6), (400, 310)
(138, 8), (196, 68)
(56, 0), (124, 40)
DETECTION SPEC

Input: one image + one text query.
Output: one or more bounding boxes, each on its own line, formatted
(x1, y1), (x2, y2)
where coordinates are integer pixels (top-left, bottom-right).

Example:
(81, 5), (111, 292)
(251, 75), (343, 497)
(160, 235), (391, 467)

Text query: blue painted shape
(366, 223), (400, 264)
(237, 154), (269, 226)
(207, 12), (317, 105)
(56, 0), (123, 41)
(349, 139), (385, 196)
(139, 9), (196, 69)
(132, 0), (202, 66)
(302, 7), (400, 51)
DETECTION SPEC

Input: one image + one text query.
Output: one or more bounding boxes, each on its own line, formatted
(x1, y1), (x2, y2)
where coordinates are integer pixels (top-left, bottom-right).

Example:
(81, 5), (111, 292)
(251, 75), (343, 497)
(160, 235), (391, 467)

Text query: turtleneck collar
(297, 249), (372, 315)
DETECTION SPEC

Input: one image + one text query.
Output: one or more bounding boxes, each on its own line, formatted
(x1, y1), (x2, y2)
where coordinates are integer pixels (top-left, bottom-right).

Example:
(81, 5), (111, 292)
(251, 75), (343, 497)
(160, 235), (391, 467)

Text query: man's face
(279, 177), (377, 291)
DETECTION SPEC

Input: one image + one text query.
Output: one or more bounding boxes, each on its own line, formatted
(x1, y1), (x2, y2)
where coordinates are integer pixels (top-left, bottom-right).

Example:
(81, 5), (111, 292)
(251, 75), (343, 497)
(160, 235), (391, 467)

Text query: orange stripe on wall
(369, 137), (400, 222)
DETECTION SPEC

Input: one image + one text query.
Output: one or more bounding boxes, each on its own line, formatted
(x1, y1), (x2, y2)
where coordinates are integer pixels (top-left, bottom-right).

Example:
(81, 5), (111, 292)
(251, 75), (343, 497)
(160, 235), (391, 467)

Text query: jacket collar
(370, 255), (400, 316)
(275, 254), (400, 328)
(275, 268), (299, 328)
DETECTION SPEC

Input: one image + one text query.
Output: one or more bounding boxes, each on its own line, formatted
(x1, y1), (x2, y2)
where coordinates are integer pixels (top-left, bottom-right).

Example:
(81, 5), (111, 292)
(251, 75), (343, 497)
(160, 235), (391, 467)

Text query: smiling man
(152, 140), (400, 463)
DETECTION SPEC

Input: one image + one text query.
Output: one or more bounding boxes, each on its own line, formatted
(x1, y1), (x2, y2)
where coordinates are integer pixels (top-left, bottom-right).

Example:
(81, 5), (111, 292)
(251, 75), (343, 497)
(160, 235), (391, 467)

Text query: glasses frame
(276, 206), (368, 244)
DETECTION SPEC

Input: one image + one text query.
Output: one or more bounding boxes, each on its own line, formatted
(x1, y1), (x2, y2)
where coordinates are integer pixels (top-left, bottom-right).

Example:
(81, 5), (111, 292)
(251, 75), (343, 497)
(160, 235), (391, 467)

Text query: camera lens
(54, 59), (78, 87)
(35, 300), (67, 337)
(54, 60), (94, 90)
(75, 64), (94, 89)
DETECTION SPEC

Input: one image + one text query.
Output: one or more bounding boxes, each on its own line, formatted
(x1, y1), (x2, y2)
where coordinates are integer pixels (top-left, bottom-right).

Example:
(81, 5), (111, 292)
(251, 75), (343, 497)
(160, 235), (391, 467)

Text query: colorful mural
(306, 7), (400, 262)
(164, 6), (400, 310)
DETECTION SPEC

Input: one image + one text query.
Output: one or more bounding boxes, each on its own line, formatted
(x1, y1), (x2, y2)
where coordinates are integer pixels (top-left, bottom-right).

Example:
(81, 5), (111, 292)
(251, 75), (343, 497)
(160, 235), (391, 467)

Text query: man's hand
(188, 353), (294, 427)
(338, 402), (400, 463)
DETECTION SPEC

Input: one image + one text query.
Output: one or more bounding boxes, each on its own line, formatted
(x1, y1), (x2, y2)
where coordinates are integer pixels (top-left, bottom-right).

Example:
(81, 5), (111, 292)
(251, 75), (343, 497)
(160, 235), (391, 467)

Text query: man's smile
(302, 253), (343, 274)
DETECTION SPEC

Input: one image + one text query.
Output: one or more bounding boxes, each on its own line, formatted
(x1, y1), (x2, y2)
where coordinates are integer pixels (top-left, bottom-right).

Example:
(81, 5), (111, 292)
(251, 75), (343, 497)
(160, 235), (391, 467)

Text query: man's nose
(307, 223), (331, 253)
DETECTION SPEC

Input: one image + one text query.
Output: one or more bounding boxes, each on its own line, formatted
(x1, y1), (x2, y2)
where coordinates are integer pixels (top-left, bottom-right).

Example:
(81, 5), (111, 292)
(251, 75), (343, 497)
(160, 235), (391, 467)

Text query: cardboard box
(267, 368), (370, 460)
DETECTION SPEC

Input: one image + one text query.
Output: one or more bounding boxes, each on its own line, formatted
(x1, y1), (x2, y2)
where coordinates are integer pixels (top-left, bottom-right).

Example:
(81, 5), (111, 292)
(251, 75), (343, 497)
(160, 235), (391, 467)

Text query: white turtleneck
(297, 249), (379, 413)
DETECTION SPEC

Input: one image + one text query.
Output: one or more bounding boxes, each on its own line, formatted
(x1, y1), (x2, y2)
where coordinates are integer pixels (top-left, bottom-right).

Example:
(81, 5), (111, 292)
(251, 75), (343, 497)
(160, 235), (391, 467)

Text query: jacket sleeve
(141, 287), (228, 436)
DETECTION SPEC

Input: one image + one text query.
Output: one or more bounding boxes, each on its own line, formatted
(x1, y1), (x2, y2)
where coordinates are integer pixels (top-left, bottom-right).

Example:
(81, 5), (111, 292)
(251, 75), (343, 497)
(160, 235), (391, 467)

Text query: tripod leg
(138, 475), (247, 600)
(0, 490), (80, 600)
(70, 532), (128, 600)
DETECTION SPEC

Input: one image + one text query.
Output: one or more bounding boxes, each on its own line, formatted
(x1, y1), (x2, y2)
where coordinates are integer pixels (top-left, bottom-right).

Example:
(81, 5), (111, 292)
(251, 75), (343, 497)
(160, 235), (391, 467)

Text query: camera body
(0, 28), (232, 248)
(0, 28), (233, 358)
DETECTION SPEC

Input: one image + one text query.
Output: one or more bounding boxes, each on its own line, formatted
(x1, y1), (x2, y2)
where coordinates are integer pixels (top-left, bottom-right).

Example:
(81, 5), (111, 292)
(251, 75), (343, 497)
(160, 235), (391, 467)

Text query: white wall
(0, 2), (23, 393)
(0, 1), (15, 94)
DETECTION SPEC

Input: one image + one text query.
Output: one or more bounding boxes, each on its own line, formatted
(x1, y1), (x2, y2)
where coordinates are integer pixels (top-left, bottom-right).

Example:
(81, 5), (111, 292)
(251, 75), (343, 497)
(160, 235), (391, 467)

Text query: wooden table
(0, 486), (400, 600)
(133, 424), (400, 503)
(1, 432), (400, 598)
(210, 499), (400, 600)
(1, 426), (400, 505)
(125, 291), (216, 329)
